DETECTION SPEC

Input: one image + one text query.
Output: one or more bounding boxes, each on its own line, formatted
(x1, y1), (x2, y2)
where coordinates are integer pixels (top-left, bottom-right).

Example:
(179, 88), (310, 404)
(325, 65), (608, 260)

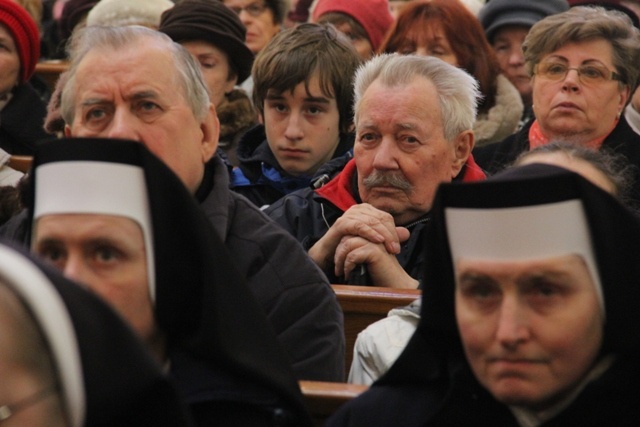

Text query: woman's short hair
(515, 141), (636, 204)
(523, 6), (640, 91)
(379, 0), (500, 113)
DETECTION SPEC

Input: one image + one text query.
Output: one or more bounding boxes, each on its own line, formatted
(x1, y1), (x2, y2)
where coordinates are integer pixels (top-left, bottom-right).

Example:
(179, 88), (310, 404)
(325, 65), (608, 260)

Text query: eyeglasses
(534, 61), (622, 85)
(0, 386), (57, 422)
(228, 2), (268, 17)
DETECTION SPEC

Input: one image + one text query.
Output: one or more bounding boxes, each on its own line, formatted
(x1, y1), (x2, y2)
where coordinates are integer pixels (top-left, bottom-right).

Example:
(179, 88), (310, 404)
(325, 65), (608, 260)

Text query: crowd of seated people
(0, 0), (639, 425)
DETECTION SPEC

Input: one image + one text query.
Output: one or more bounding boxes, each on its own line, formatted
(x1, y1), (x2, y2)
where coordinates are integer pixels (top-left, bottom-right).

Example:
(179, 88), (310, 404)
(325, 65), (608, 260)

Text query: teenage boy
(230, 23), (361, 208)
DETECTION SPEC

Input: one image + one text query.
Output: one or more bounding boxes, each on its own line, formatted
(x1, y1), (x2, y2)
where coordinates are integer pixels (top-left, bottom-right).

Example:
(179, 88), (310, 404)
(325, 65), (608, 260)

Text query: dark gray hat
(159, 0), (254, 82)
(266, 0), (290, 24)
(479, 0), (569, 42)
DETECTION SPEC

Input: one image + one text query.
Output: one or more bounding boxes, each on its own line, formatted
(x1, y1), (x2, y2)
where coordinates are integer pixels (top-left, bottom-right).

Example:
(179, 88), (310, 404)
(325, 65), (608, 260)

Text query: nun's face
(33, 214), (164, 360)
(455, 254), (603, 411)
(0, 285), (68, 427)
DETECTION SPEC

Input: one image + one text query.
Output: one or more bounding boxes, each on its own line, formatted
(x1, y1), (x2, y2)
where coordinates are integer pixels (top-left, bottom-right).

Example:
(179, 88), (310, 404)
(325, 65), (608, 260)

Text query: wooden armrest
(8, 155), (33, 173)
(332, 284), (421, 314)
(299, 380), (368, 420)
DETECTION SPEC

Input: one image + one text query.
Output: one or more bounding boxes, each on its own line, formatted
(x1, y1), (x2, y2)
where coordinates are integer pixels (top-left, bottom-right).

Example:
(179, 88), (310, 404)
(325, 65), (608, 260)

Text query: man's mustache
(363, 171), (411, 191)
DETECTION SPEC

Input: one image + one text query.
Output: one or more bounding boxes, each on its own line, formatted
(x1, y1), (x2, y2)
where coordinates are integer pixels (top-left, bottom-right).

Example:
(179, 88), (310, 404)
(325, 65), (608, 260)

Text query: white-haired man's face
(65, 38), (219, 194)
(354, 76), (471, 225)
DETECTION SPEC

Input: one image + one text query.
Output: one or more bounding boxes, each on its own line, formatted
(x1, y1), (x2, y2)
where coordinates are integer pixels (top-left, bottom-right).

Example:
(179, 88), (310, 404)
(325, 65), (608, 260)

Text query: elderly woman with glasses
(475, 6), (640, 201)
(221, 0), (288, 54)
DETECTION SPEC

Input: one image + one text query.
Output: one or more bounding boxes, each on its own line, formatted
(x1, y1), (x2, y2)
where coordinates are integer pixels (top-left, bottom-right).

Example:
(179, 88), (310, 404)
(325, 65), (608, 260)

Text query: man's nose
(371, 137), (400, 170)
(105, 109), (140, 141)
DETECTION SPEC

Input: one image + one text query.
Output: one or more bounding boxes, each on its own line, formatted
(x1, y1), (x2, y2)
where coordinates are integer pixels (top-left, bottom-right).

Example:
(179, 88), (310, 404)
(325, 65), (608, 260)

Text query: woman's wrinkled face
(0, 24), (20, 97)
(455, 254), (604, 411)
(492, 25), (531, 105)
(223, 0), (281, 54)
(531, 39), (629, 143)
(393, 21), (459, 67)
(181, 40), (237, 108)
(0, 285), (69, 426)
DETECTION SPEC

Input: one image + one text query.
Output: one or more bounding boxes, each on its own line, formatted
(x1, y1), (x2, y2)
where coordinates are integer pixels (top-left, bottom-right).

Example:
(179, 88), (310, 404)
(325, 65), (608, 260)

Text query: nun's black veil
(332, 163), (640, 425)
(27, 138), (312, 425)
(382, 163), (640, 387)
(0, 241), (191, 426)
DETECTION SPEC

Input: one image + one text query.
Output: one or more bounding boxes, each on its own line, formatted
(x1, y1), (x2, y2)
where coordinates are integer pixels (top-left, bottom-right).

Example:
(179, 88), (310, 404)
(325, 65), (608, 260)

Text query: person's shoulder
(228, 190), (326, 279)
(0, 208), (29, 244)
(265, 185), (317, 215)
(473, 122), (531, 174)
(327, 383), (439, 427)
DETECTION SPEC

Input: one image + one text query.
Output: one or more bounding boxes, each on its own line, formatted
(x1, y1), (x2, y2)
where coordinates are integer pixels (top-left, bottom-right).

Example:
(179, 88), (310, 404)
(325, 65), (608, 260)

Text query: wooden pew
(9, 155), (33, 173)
(300, 380), (368, 426)
(331, 285), (421, 375)
(35, 60), (69, 92)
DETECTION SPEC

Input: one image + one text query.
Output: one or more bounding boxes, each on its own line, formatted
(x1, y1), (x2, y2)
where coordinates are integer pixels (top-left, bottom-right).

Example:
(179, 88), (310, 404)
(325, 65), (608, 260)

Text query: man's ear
(64, 124), (72, 137)
(200, 103), (220, 163)
(450, 130), (474, 178)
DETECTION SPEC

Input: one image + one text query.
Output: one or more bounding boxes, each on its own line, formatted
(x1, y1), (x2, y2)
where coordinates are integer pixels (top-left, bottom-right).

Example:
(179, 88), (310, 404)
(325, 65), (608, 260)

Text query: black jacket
(0, 155), (346, 384)
(473, 117), (640, 205)
(200, 155), (345, 381)
(0, 83), (53, 155)
(230, 124), (354, 207)
(329, 165), (640, 426)
(266, 158), (431, 285)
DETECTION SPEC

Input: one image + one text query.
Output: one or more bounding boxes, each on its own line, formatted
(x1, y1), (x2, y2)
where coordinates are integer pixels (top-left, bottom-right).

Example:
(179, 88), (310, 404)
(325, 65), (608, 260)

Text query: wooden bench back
(331, 285), (421, 375)
(9, 155), (33, 173)
(299, 380), (368, 426)
(35, 60), (69, 92)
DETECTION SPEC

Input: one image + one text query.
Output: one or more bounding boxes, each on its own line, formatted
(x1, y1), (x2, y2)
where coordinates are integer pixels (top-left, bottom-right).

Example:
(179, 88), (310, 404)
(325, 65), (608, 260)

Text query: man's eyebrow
(396, 122), (418, 131)
(130, 90), (160, 101)
(79, 97), (109, 108)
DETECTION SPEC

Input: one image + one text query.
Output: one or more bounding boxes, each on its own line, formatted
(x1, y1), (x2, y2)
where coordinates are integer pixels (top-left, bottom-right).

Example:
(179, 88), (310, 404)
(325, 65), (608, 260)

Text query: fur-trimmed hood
(473, 74), (524, 147)
(217, 88), (257, 166)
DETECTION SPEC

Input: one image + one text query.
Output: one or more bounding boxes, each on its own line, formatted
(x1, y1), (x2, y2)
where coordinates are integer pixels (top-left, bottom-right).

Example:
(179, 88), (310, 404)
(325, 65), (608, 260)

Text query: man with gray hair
(266, 54), (485, 288)
(2, 25), (345, 384)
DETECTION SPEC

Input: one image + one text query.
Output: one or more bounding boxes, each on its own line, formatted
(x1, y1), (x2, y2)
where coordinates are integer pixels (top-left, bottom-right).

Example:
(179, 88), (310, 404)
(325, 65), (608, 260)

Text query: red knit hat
(312, 0), (394, 51)
(0, 0), (40, 83)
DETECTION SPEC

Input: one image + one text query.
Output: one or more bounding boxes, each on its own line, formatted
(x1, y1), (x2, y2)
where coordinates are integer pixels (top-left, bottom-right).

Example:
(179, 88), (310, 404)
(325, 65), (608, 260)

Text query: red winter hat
(0, 0), (40, 83)
(312, 0), (394, 51)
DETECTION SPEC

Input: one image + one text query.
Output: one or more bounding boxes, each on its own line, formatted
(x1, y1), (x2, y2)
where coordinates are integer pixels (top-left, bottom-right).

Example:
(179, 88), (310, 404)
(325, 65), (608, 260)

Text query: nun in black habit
(0, 241), (190, 426)
(329, 163), (640, 426)
(26, 138), (312, 426)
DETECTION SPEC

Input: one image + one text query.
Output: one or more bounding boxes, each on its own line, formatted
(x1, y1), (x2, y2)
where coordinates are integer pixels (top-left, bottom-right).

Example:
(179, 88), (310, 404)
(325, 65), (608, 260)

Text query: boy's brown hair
(252, 23), (361, 133)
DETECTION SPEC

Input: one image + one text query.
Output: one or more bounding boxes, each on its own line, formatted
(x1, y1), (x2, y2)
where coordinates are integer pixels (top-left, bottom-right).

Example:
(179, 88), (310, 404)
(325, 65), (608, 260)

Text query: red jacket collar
(315, 156), (486, 211)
